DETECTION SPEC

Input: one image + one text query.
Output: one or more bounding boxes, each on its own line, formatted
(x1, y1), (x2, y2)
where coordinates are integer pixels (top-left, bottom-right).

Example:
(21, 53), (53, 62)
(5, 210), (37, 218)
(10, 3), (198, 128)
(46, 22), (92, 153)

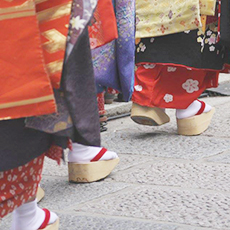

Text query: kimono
(92, 0), (135, 102)
(0, 0), (117, 219)
(133, 0), (229, 109)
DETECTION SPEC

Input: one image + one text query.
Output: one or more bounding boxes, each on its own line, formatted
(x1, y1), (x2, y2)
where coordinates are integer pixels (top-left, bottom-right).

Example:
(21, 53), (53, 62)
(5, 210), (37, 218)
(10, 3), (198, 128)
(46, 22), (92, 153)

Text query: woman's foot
(68, 143), (119, 183)
(176, 100), (215, 136)
(176, 100), (212, 119)
(131, 102), (170, 126)
(11, 200), (58, 230)
(68, 143), (118, 163)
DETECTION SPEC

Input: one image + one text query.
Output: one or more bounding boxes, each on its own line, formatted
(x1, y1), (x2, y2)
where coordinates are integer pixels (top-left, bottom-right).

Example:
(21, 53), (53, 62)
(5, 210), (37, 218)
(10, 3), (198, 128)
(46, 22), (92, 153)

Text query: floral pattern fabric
(92, 0), (135, 101)
(133, 11), (225, 109)
(88, 0), (118, 49)
(135, 16), (225, 71)
(0, 154), (45, 219)
(97, 92), (106, 116)
(68, 0), (98, 49)
(136, 0), (202, 38)
(132, 64), (219, 109)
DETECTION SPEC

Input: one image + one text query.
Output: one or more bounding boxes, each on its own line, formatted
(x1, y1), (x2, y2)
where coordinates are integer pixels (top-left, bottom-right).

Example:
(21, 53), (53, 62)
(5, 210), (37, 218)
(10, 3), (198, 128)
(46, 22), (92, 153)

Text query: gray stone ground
(2, 74), (230, 230)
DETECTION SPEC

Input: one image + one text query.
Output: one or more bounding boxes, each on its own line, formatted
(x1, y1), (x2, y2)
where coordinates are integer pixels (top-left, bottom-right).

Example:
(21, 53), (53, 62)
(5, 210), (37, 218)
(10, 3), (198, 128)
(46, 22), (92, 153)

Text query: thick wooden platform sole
(68, 158), (120, 183)
(37, 186), (45, 203)
(39, 218), (59, 230)
(131, 103), (170, 126)
(177, 107), (215, 136)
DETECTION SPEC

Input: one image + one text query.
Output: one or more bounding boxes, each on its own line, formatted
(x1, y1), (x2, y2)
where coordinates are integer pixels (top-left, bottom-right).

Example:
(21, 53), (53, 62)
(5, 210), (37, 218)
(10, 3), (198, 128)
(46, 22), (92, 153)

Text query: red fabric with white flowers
(132, 64), (219, 109)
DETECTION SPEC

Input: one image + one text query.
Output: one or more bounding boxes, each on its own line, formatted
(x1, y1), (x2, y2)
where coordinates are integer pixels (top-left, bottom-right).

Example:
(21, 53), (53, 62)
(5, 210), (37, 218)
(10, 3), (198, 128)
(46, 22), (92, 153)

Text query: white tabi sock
(176, 100), (212, 119)
(68, 143), (118, 163)
(11, 199), (57, 230)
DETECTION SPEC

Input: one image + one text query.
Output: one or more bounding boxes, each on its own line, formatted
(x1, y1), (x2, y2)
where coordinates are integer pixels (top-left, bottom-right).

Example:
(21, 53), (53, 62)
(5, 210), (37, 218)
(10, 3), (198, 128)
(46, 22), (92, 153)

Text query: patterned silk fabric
(92, 0), (135, 101)
(200, 0), (216, 16)
(136, 0), (202, 38)
(88, 0), (118, 49)
(66, 0), (98, 57)
(136, 0), (216, 39)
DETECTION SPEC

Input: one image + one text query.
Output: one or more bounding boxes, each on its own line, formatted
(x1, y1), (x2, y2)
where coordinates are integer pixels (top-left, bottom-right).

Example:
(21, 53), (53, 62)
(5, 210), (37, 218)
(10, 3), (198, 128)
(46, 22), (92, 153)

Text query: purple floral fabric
(66, 0), (98, 57)
(92, 0), (135, 101)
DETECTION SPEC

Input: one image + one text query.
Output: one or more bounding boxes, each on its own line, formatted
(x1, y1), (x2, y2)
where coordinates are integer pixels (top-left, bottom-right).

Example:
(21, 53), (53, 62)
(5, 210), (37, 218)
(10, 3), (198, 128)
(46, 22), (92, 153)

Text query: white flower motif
(167, 67), (177, 72)
(206, 30), (212, 36)
(1, 184), (6, 191)
(209, 46), (215, 52)
(150, 38), (155, 43)
(163, 94), (173, 103)
(70, 16), (86, 30)
(1, 209), (6, 216)
(182, 79), (199, 93)
(7, 175), (12, 182)
(134, 85), (143, 92)
(140, 44), (146, 52)
(143, 64), (156, 69)
(33, 158), (37, 164)
(208, 34), (216, 45)
(10, 190), (15, 196)
(7, 200), (12, 208)
(184, 30), (190, 34)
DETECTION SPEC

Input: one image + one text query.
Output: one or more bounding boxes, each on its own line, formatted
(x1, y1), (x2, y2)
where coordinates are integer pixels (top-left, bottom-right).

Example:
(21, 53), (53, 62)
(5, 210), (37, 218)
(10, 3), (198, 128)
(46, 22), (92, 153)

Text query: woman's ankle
(11, 200), (57, 230)
(176, 100), (212, 119)
(68, 143), (118, 163)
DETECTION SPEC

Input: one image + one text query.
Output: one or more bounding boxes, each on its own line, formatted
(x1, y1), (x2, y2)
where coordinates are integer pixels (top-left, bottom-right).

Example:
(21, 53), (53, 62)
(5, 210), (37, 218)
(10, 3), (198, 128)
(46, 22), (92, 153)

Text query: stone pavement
(2, 75), (230, 230)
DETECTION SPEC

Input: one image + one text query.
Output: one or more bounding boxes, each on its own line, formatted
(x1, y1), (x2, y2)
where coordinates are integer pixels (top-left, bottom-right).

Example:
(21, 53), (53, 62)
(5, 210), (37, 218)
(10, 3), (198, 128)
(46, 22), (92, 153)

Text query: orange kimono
(0, 0), (71, 120)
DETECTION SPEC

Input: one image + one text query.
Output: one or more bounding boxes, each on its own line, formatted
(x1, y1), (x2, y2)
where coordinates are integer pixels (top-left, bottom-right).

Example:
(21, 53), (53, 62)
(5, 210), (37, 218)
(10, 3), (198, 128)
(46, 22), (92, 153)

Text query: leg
(0, 154), (58, 230)
(131, 64), (170, 126)
(11, 199), (58, 230)
(132, 64), (218, 134)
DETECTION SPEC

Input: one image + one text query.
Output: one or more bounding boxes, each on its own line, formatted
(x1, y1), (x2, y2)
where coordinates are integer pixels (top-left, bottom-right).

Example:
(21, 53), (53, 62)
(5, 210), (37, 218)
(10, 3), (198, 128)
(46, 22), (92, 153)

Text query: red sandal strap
(90, 147), (107, 162)
(39, 209), (51, 229)
(196, 100), (206, 115)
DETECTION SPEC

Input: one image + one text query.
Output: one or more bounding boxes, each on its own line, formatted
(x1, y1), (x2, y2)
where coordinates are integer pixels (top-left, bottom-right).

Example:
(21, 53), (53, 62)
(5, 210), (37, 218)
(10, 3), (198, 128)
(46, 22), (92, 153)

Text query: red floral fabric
(0, 154), (45, 219)
(88, 0), (118, 49)
(97, 92), (106, 115)
(132, 64), (219, 109)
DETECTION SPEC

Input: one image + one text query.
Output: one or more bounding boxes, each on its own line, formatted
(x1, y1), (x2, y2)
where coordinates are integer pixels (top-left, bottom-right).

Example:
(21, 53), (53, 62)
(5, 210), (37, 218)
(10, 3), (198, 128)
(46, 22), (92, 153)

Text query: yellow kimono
(136, 0), (216, 38)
